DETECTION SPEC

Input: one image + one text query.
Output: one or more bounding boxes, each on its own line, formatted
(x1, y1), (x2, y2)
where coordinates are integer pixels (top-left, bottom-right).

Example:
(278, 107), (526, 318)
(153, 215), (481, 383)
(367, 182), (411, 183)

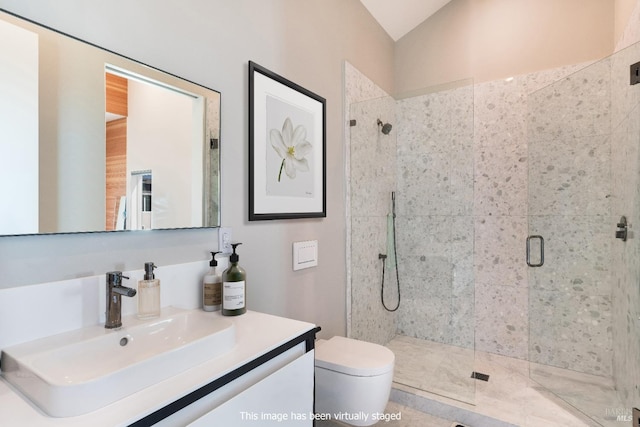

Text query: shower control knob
(616, 216), (628, 241)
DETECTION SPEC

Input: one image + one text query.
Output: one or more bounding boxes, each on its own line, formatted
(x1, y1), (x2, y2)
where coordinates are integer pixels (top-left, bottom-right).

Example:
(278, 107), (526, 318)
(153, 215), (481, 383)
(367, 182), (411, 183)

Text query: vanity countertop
(0, 310), (316, 426)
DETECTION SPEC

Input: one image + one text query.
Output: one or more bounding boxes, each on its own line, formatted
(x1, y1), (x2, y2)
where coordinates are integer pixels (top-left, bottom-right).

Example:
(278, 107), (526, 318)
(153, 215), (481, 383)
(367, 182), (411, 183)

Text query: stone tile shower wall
(394, 85), (475, 349)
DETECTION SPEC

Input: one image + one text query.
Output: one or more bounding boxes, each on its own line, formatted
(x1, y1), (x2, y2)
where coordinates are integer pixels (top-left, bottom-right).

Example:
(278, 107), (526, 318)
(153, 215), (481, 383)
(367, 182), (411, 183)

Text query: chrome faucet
(105, 271), (137, 329)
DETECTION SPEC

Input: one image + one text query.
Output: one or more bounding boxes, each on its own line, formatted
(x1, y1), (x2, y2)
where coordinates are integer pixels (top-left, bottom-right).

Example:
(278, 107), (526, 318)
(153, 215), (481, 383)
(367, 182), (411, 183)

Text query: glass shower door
(526, 43), (639, 425)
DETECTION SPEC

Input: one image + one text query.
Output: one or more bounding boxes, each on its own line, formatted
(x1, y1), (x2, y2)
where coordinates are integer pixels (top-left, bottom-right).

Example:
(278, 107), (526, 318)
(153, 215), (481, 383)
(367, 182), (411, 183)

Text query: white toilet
(314, 336), (395, 427)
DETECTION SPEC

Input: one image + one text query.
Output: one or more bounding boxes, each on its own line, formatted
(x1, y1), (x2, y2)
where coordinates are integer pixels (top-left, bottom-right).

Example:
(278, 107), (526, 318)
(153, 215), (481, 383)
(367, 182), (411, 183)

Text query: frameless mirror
(0, 10), (221, 236)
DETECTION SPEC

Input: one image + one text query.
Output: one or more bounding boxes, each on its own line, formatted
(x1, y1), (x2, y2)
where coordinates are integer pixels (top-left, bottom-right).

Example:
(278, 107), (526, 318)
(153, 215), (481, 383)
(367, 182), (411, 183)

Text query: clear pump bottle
(203, 251), (222, 311)
(137, 262), (160, 319)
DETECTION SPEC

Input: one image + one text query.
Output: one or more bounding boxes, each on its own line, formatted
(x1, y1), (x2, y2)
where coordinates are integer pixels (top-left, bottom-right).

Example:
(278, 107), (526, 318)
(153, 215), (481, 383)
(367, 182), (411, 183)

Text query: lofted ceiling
(360, 0), (453, 41)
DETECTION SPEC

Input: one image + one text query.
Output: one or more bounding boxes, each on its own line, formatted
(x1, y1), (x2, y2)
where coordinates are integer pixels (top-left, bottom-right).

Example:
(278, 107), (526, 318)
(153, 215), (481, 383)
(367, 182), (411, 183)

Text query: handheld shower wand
(380, 191), (400, 312)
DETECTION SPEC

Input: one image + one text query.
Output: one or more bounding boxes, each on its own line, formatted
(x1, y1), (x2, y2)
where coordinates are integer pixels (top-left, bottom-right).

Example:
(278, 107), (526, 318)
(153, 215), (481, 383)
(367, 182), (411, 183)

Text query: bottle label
(204, 282), (222, 306)
(223, 281), (245, 310)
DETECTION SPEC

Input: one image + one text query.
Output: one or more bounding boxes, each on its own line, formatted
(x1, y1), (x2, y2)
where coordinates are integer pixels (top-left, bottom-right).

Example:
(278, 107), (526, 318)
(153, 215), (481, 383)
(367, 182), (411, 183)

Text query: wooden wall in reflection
(105, 73), (128, 230)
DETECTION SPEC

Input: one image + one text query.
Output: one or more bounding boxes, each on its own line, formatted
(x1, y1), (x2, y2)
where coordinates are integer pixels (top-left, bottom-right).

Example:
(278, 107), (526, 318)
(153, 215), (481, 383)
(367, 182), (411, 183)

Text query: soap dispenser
(203, 251), (222, 312)
(137, 262), (160, 319)
(222, 243), (246, 316)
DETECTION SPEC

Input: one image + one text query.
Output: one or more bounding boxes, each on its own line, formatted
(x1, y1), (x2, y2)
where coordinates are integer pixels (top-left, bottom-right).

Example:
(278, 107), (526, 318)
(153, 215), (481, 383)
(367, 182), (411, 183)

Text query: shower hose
(380, 192), (401, 312)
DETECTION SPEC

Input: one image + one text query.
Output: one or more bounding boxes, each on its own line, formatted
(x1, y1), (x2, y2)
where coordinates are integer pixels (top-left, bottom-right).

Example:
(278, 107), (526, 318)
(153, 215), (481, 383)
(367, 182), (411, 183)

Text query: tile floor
(316, 401), (454, 427)
(387, 335), (476, 404)
(386, 335), (626, 427)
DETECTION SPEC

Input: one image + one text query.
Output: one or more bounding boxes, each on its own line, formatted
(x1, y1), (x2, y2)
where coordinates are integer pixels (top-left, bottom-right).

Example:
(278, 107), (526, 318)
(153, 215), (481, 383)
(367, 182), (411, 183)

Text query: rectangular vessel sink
(1, 307), (235, 417)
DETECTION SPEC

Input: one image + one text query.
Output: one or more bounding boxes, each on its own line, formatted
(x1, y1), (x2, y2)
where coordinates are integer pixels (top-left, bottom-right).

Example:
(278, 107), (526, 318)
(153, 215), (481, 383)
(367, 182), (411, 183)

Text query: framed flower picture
(248, 61), (326, 221)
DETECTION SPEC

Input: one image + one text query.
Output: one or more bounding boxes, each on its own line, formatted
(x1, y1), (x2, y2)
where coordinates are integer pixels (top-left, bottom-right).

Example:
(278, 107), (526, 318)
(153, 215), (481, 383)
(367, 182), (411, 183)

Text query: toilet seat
(315, 336), (394, 377)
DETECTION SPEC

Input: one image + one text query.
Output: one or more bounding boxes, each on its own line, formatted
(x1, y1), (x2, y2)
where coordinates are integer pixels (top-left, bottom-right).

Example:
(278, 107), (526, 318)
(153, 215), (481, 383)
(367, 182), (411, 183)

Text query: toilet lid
(315, 336), (395, 377)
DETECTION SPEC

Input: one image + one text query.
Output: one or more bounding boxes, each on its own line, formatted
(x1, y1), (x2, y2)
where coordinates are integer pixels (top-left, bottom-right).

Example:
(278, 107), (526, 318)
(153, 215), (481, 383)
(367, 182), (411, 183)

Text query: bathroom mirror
(0, 9), (221, 236)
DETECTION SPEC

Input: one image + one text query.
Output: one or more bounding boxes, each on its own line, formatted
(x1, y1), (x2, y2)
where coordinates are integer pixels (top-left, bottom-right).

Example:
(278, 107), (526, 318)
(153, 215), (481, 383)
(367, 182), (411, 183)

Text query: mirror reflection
(0, 10), (221, 236)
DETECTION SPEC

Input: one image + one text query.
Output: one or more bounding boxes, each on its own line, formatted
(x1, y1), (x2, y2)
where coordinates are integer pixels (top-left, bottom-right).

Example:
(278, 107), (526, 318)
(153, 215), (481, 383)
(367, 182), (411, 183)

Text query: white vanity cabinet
(188, 349), (314, 426)
(151, 343), (315, 426)
(127, 314), (319, 427)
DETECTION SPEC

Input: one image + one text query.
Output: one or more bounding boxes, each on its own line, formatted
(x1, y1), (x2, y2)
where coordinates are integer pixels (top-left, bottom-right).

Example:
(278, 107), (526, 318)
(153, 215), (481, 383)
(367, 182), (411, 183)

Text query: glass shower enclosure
(527, 41), (640, 426)
(348, 40), (640, 426)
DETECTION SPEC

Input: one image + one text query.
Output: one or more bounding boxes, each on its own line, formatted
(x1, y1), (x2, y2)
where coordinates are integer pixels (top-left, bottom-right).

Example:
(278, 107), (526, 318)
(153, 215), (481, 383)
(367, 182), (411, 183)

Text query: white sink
(1, 307), (236, 417)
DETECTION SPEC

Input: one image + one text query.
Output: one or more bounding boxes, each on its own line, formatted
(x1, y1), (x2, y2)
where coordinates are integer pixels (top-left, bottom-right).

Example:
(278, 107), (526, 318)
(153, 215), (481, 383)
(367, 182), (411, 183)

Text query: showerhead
(377, 119), (392, 135)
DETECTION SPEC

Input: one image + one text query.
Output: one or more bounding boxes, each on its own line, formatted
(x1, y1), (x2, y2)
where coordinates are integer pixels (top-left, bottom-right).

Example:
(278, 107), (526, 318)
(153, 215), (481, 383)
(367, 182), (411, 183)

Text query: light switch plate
(293, 240), (318, 271)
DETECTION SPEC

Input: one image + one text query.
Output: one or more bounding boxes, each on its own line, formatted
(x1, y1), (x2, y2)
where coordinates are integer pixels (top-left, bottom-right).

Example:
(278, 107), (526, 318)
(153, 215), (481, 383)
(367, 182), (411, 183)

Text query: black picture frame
(248, 61), (326, 221)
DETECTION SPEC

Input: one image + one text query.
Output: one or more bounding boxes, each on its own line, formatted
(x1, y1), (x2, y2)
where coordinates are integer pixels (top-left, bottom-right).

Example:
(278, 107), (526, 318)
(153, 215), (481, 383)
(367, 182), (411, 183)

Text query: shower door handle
(526, 235), (544, 267)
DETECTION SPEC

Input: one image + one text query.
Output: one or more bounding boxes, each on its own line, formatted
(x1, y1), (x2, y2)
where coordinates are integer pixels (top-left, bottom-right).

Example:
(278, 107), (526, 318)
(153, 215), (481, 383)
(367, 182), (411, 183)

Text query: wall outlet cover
(218, 227), (232, 254)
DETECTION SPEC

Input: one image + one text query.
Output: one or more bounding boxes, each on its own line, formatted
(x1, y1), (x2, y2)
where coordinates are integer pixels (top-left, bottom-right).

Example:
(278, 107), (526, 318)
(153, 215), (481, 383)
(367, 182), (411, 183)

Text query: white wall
(0, 0), (394, 339)
(394, 0), (615, 94)
(615, 0), (638, 44)
(0, 18), (38, 234)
